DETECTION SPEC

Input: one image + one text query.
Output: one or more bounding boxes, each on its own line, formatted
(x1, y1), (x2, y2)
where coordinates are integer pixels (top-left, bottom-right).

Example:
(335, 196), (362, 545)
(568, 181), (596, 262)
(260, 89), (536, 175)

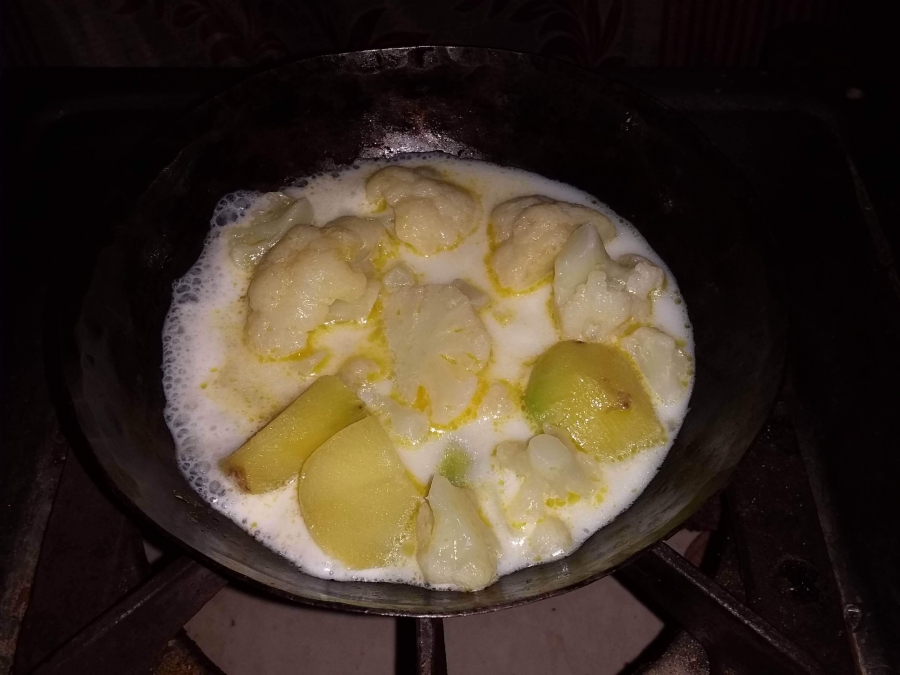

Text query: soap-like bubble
(161, 154), (694, 589)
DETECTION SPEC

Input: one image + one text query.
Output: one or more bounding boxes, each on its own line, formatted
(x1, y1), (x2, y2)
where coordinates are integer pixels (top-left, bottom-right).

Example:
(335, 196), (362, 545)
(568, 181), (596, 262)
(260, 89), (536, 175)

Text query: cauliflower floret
(527, 433), (594, 498)
(558, 269), (633, 340)
(357, 386), (430, 444)
(554, 223), (664, 341)
(417, 475), (498, 590)
(228, 194), (314, 269)
(337, 358), (429, 443)
(479, 382), (517, 420)
(328, 280), (381, 323)
(246, 239), (366, 357)
(495, 434), (598, 541)
(337, 357), (381, 389)
(382, 285), (491, 425)
(245, 217), (386, 358)
(621, 327), (692, 404)
(494, 439), (530, 475)
(382, 263), (417, 291)
(542, 423), (604, 482)
(253, 224), (322, 268)
(489, 196), (617, 291)
(530, 516), (572, 560)
(366, 166), (478, 255)
(323, 215), (386, 261)
(451, 279), (489, 309)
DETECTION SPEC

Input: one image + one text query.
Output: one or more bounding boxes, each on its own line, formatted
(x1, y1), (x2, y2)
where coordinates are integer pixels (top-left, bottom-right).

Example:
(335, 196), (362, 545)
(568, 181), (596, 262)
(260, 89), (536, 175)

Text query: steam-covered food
(366, 166), (478, 255)
(163, 154), (694, 592)
(489, 195), (616, 291)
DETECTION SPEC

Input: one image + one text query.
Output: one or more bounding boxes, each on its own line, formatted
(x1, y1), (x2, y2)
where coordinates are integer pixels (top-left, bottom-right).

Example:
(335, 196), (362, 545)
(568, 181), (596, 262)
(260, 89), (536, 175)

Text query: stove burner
(2, 68), (896, 675)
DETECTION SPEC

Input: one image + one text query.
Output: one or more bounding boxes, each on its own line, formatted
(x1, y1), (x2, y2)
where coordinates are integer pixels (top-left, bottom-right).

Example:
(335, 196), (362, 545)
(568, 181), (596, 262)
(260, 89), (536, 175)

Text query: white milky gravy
(162, 153), (694, 588)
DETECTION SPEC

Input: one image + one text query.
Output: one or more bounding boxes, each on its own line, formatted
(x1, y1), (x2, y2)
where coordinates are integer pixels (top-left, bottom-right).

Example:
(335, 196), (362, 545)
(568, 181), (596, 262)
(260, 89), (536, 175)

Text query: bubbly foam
(162, 153), (694, 588)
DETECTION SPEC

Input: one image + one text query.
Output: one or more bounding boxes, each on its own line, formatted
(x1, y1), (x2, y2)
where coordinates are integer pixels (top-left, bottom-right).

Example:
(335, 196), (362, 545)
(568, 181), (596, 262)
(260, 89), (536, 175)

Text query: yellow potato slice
(525, 341), (666, 461)
(299, 417), (421, 569)
(220, 376), (366, 493)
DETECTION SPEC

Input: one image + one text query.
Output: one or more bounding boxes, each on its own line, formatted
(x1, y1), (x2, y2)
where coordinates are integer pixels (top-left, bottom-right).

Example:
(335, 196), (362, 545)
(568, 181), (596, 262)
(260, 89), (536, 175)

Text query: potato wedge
(299, 417), (421, 569)
(525, 341), (665, 461)
(220, 376), (366, 493)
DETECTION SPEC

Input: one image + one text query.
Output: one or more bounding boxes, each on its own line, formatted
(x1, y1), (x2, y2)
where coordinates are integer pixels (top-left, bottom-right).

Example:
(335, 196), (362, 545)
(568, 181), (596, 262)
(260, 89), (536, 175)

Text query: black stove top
(1, 67), (898, 675)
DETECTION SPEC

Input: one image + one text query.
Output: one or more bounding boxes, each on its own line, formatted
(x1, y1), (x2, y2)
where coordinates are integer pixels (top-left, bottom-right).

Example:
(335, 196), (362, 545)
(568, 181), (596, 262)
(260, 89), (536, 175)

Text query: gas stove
(1, 67), (897, 675)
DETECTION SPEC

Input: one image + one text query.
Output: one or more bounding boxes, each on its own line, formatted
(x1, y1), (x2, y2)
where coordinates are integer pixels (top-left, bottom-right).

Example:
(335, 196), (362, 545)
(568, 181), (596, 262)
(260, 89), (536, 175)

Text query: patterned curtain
(1, 0), (849, 68)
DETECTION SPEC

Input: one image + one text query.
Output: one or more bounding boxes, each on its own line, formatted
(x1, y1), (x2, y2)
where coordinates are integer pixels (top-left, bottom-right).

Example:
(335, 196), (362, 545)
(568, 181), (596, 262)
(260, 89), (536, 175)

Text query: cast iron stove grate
(1, 68), (896, 675)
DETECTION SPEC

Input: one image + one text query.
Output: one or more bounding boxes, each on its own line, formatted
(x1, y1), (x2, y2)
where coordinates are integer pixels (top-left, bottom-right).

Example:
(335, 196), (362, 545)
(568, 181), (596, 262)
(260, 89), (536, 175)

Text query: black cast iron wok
(66, 46), (785, 616)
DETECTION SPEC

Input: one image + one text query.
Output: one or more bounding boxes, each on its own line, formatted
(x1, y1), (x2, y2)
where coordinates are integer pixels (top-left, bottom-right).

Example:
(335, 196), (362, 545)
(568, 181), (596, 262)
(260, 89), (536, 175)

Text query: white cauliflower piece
(300, 216), (386, 266)
(417, 475), (498, 590)
(451, 279), (489, 309)
(245, 217), (385, 358)
(328, 280), (381, 323)
(621, 327), (692, 404)
(382, 263), (416, 291)
(543, 423), (604, 482)
(337, 358), (428, 443)
(337, 358), (381, 389)
(526, 433), (594, 499)
(494, 440), (529, 474)
(479, 382), (516, 420)
(356, 386), (429, 444)
(323, 215), (386, 261)
(554, 223), (664, 341)
(253, 224), (321, 267)
(557, 269), (632, 339)
(506, 474), (548, 527)
(383, 284), (491, 425)
(530, 516), (572, 560)
(495, 434), (596, 535)
(366, 166), (478, 255)
(489, 196), (617, 291)
(246, 240), (365, 357)
(228, 194), (314, 269)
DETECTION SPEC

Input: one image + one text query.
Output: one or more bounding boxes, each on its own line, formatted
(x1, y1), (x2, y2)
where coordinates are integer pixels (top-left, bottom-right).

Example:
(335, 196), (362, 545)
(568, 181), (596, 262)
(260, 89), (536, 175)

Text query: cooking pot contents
(162, 153), (694, 591)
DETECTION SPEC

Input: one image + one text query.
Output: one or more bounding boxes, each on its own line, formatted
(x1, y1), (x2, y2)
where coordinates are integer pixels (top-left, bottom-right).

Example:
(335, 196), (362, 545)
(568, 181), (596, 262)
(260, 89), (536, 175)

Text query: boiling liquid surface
(162, 154), (694, 587)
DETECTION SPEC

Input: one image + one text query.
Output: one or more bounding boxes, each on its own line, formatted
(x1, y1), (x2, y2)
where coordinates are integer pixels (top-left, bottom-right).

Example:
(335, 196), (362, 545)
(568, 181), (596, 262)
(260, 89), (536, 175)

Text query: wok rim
(61, 45), (786, 617)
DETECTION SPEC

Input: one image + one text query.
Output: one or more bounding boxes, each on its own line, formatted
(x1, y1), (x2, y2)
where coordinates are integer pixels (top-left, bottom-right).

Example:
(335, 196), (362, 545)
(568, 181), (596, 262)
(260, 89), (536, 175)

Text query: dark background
(0, 0), (893, 74)
(2, 0), (898, 248)
(1, 1), (899, 674)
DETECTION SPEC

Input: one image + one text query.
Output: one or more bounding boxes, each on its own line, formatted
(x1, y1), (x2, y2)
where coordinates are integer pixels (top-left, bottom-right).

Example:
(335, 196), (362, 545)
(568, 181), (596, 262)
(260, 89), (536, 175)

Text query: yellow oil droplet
(311, 354), (331, 374)
(371, 236), (400, 272)
(486, 220), (499, 248)
(490, 308), (514, 326)
(405, 471), (427, 497)
(367, 322), (387, 346)
(413, 386), (430, 412)
(617, 322), (645, 338)
(546, 294), (561, 333)
(200, 382), (208, 389)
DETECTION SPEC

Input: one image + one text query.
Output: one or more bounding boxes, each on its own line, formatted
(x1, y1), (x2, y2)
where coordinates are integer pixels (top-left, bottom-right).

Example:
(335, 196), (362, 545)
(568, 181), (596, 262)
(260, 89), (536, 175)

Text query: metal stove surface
(1, 67), (897, 675)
